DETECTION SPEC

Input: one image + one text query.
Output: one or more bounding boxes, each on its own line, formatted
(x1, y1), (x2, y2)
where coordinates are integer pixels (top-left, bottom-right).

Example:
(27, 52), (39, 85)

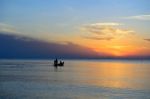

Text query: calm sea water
(0, 59), (150, 99)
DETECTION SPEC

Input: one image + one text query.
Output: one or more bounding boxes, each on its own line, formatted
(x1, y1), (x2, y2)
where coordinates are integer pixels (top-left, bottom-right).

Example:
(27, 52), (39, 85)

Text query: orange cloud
(82, 23), (134, 35)
(83, 36), (113, 41)
(144, 38), (150, 42)
(81, 22), (134, 41)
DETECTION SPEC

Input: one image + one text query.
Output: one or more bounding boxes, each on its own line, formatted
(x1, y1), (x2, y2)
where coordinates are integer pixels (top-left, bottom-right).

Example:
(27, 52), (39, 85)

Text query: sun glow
(108, 45), (129, 57)
(92, 44), (143, 57)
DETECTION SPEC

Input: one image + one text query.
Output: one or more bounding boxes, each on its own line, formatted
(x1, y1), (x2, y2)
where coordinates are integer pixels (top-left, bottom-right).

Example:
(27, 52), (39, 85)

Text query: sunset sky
(0, 0), (150, 58)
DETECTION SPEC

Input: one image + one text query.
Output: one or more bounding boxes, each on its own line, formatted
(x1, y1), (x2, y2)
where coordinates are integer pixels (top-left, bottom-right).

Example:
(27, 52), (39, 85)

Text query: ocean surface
(0, 59), (150, 99)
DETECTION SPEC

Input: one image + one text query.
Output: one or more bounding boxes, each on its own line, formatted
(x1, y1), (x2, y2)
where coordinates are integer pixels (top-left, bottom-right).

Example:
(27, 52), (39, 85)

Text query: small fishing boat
(54, 59), (64, 67)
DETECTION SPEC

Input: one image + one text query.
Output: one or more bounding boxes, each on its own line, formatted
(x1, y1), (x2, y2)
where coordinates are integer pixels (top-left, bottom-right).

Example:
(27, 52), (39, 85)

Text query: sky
(0, 0), (150, 58)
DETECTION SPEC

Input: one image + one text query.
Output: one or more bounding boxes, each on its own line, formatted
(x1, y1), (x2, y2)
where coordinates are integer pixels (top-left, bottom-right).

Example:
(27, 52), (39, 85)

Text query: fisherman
(59, 60), (64, 66)
(54, 58), (58, 67)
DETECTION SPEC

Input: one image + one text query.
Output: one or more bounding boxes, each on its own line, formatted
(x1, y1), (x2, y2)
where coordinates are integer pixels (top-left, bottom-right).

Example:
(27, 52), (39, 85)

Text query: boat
(54, 59), (64, 67)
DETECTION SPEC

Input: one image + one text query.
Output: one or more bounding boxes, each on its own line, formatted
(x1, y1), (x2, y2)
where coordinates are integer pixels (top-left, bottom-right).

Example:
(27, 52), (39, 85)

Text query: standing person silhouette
(55, 58), (58, 65)
(54, 58), (58, 68)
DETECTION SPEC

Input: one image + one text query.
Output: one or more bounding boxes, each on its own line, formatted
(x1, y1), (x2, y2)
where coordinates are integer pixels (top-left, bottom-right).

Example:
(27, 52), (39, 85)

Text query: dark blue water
(0, 60), (150, 99)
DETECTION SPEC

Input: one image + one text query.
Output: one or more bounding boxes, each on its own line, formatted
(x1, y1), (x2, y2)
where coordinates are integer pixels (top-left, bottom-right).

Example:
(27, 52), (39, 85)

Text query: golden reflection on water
(73, 60), (150, 89)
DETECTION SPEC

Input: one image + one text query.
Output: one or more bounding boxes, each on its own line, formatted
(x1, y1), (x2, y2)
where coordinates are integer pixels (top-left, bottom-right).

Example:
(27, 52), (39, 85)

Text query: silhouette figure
(54, 58), (58, 68)
(58, 60), (64, 66)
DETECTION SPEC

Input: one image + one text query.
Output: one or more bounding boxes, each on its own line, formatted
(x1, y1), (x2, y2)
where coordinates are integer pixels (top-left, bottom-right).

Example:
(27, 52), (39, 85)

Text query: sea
(0, 59), (150, 99)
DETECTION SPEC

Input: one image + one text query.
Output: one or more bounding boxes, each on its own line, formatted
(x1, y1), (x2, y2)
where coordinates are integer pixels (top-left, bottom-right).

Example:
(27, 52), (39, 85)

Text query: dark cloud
(0, 32), (103, 59)
(144, 39), (150, 42)
(83, 36), (113, 41)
